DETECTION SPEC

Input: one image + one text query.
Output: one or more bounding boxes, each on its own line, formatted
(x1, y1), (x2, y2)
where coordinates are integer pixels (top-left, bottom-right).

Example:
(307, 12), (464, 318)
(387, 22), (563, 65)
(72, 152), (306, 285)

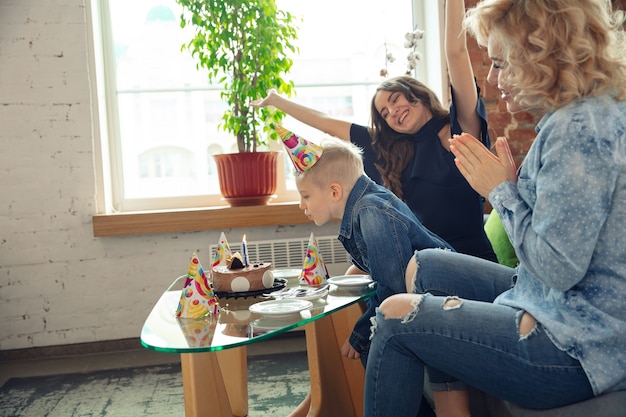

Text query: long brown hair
(369, 75), (449, 200)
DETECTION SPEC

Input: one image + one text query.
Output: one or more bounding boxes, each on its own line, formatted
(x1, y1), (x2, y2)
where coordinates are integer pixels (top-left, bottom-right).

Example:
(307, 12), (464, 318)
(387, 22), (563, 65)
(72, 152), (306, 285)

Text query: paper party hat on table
(176, 253), (220, 318)
(274, 124), (323, 173)
(177, 315), (217, 347)
(299, 232), (330, 285)
(212, 232), (232, 268)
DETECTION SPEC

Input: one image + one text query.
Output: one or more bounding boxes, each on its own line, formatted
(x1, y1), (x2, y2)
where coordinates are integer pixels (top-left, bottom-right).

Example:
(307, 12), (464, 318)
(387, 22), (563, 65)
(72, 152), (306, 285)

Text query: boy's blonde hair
(296, 135), (364, 190)
(465, 0), (626, 111)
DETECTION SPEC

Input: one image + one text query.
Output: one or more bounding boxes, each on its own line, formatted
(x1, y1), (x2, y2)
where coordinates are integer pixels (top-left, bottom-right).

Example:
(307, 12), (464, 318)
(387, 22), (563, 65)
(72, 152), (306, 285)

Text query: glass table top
(141, 272), (376, 354)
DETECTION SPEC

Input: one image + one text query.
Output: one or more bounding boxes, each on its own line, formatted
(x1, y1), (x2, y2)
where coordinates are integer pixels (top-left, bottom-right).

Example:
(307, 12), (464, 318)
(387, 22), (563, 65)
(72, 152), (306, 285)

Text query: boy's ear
(329, 182), (343, 201)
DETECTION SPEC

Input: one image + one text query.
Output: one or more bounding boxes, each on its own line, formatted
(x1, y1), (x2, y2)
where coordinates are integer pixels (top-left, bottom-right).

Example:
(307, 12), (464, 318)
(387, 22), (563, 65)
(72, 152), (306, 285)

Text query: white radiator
(210, 235), (351, 276)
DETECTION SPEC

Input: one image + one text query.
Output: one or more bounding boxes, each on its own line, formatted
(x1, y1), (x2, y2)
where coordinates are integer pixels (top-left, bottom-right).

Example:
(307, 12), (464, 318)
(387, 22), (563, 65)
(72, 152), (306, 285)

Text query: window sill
(92, 202), (311, 237)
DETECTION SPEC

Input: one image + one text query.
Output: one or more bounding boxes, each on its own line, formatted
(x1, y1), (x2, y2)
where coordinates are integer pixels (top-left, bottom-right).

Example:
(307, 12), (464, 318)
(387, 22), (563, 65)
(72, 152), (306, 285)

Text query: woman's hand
(249, 88), (278, 108)
(449, 133), (517, 197)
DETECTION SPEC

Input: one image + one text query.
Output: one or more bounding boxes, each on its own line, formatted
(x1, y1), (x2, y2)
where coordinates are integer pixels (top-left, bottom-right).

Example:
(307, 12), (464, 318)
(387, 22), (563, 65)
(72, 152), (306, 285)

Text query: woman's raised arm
(250, 89), (352, 140)
(445, 0), (481, 139)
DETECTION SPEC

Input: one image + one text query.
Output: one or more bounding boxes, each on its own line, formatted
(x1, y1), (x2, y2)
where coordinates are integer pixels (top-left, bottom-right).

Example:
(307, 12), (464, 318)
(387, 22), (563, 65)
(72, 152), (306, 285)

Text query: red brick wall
(465, 0), (626, 169)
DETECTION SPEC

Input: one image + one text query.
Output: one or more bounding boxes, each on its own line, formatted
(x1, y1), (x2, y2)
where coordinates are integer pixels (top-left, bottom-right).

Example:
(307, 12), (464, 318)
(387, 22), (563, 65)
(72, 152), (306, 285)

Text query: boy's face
(296, 175), (337, 226)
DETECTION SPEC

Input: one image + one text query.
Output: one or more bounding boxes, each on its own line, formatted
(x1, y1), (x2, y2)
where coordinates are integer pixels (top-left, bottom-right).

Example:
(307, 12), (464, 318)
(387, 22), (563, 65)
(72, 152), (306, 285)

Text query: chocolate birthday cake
(212, 252), (274, 293)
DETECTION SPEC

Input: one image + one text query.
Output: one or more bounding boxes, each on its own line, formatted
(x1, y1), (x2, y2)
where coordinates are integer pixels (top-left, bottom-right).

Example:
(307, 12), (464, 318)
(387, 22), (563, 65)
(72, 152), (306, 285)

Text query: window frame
(88, 0), (446, 220)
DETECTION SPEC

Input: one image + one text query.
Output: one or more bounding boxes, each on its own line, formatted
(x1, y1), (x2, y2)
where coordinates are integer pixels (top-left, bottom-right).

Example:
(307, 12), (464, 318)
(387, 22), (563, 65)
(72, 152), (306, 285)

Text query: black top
(350, 90), (496, 262)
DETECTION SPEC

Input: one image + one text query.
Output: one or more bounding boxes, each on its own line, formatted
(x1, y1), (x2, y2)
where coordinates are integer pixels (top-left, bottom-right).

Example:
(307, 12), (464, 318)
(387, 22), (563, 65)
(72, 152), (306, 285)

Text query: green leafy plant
(177, 0), (299, 152)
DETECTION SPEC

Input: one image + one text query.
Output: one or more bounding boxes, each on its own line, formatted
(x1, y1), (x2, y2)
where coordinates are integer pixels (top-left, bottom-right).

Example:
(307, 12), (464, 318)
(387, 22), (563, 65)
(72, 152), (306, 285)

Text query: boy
(286, 130), (453, 362)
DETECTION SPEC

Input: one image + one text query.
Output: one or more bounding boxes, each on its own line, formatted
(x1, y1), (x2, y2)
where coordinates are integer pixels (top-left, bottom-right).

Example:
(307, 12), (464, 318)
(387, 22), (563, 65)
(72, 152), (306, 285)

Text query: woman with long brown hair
(252, 0), (496, 264)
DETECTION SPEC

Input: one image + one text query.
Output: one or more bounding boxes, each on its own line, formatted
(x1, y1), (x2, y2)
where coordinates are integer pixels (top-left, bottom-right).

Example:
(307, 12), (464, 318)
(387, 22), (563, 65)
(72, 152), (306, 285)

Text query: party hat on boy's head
(176, 253), (220, 318)
(212, 232), (232, 268)
(299, 232), (330, 286)
(274, 124), (323, 173)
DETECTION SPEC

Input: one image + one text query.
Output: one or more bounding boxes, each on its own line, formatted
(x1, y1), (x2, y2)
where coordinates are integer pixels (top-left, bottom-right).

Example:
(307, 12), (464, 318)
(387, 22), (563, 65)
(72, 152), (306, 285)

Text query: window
(91, 0), (444, 213)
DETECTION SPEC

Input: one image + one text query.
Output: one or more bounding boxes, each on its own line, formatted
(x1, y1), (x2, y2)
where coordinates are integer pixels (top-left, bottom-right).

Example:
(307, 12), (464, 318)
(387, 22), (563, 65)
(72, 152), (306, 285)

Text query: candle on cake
(241, 234), (249, 267)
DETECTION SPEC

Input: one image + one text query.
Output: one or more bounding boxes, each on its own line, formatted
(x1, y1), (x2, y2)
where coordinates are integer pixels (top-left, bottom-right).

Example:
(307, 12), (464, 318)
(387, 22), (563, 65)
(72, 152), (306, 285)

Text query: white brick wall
(0, 0), (341, 351)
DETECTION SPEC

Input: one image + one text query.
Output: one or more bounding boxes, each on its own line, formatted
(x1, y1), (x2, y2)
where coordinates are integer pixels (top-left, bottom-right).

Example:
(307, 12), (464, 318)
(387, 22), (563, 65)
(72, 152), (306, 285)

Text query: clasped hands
(449, 133), (518, 198)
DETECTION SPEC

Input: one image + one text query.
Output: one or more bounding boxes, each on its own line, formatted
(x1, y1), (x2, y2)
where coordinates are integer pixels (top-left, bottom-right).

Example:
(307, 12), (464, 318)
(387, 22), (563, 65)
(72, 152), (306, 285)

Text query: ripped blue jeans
(364, 249), (593, 417)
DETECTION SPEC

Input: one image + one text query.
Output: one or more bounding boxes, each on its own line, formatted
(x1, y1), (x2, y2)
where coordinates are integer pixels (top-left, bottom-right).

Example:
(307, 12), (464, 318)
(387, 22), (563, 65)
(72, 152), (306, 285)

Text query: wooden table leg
(180, 346), (247, 417)
(218, 347), (248, 417)
(305, 302), (366, 417)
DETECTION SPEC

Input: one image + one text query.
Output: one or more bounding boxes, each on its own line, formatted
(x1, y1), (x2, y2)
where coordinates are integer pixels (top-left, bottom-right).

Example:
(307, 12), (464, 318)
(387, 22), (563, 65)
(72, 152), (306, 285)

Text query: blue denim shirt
(492, 94), (626, 395)
(339, 175), (453, 358)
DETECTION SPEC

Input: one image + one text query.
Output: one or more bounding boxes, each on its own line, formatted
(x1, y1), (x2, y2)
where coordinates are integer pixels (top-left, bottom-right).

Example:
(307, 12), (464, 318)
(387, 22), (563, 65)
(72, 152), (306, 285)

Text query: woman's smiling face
(373, 89), (431, 134)
(487, 37), (523, 113)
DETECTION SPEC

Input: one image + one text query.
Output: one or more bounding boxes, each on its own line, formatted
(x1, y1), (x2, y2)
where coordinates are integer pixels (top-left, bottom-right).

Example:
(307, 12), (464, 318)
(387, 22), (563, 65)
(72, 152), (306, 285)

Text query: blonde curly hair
(464, 0), (626, 111)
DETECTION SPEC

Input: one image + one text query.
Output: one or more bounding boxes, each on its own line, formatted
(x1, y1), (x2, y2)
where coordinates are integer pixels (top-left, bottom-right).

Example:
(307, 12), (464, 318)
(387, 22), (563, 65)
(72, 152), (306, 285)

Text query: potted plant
(176, 0), (299, 206)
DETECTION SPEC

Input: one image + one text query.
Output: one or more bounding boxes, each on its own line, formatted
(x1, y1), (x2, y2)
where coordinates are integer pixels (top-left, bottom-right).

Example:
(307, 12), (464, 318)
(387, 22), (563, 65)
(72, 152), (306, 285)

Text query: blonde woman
(364, 1), (626, 416)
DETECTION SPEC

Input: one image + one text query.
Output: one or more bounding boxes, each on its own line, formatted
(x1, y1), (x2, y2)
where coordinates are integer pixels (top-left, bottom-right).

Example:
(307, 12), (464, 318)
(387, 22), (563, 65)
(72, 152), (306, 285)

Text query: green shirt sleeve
(484, 209), (519, 268)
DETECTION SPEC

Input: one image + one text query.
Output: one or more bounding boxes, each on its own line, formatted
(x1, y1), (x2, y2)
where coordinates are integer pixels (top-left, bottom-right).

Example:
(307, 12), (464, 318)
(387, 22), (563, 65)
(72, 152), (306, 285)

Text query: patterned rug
(0, 351), (309, 417)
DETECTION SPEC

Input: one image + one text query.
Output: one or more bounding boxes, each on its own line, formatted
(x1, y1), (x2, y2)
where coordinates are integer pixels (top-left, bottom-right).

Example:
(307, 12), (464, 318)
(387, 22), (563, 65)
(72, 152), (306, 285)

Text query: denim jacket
(492, 94), (626, 395)
(338, 175), (453, 359)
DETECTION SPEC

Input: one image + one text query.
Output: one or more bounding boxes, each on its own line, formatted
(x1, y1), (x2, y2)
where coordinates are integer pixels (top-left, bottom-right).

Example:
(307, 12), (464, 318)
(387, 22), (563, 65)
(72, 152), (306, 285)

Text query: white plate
(327, 275), (373, 288)
(249, 299), (313, 317)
